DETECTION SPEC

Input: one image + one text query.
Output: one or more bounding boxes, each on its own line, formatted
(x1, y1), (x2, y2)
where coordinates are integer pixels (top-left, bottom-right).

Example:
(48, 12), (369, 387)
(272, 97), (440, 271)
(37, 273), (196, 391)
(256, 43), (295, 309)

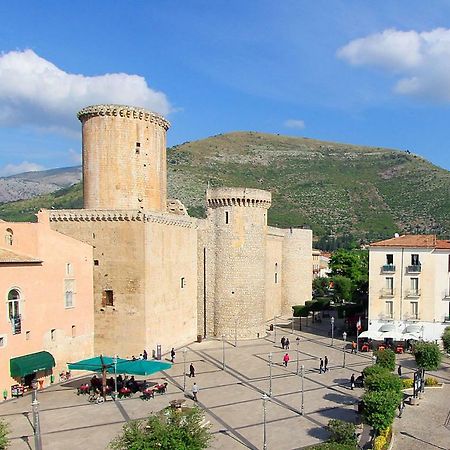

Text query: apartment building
(368, 235), (450, 342)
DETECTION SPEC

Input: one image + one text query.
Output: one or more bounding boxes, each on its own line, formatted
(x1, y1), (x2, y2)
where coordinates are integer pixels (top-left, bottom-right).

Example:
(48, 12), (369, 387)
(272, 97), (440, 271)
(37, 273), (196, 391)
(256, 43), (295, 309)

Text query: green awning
(10, 351), (55, 377)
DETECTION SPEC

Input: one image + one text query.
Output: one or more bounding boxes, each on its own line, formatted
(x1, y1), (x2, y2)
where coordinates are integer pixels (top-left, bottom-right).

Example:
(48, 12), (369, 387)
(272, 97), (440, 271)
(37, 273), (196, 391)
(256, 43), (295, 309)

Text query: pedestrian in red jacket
(283, 353), (290, 367)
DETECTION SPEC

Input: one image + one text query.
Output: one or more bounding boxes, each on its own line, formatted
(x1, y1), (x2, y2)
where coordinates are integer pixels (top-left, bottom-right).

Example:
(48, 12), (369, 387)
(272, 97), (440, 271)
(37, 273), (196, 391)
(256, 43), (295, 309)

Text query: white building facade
(368, 235), (450, 342)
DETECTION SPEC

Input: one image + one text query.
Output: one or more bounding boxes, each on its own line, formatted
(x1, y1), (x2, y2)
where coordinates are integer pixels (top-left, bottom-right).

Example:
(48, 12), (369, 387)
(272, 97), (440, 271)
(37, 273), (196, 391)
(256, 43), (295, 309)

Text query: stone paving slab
(1, 325), (449, 450)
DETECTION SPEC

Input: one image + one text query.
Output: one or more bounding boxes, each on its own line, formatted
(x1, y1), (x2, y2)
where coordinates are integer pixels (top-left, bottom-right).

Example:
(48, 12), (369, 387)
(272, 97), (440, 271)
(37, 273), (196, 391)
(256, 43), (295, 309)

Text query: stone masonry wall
(265, 228), (284, 321)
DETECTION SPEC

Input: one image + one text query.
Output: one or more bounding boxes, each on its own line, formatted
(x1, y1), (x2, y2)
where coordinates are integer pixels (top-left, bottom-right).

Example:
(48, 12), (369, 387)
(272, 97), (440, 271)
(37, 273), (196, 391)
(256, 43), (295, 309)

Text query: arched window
(7, 289), (20, 319)
(5, 228), (13, 246)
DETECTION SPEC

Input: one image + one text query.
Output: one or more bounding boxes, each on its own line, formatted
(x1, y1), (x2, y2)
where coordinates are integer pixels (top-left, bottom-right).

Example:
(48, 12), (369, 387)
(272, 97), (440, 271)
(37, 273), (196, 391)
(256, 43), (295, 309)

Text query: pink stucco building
(0, 210), (94, 397)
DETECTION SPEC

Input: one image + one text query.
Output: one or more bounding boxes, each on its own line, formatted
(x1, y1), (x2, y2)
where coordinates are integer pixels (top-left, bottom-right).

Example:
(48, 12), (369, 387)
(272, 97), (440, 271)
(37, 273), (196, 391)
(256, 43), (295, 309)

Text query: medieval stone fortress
(0, 104), (312, 388)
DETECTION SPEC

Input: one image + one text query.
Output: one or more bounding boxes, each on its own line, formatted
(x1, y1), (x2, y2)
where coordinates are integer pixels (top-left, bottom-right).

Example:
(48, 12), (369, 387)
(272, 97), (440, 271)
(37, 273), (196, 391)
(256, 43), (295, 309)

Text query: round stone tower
(78, 104), (170, 211)
(207, 187), (271, 339)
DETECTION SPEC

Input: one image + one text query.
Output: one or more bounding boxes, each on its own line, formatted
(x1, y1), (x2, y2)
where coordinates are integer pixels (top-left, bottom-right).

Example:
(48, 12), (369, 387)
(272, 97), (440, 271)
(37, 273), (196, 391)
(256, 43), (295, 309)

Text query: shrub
(425, 376), (439, 386)
(362, 390), (401, 432)
(375, 349), (396, 371)
(442, 327), (450, 353)
(292, 305), (310, 318)
(402, 378), (414, 389)
(0, 420), (9, 450)
(373, 435), (386, 450)
(327, 419), (357, 445)
(414, 342), (442, 370)
(364, 371), (402, 393)
(362, 364), (389, 378)
(109, 407), (212, 450)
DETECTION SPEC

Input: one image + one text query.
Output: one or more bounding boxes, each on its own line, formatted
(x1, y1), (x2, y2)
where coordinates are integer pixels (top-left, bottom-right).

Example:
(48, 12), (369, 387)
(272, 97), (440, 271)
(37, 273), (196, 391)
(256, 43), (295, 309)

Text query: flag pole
(356, 317), (360, 354)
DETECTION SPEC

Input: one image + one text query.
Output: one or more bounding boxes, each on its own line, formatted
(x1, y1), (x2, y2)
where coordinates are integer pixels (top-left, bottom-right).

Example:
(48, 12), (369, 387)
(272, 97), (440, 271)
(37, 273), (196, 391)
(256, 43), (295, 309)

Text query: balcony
(10, 315), (22, 335)
(405, 289), (421, 298)
(380, 288), (395, 298)
(443, 291), (450, 300)
(406, 265), (421, 273)
(444, 316), (450, 323)
(381, 264), (396, 273)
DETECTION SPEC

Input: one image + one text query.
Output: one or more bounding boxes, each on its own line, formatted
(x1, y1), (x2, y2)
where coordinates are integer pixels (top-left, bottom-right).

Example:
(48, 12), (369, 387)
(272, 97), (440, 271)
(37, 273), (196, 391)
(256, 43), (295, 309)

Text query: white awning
(402, 333), (420, 340)
(380, 330), (406, 340)
(359, 330), (384, 339)
(404, 324), (422, 334)
(379, 323), (395, 332)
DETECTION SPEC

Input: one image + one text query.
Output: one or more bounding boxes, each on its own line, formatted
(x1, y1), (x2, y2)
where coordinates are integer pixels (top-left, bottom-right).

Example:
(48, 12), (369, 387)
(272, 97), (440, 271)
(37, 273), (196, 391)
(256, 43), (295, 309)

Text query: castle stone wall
(78, 105), (170, 212)
(281, 228), (313, 315)
(265, 228), (284, 321)
(207, 188), (271, 339)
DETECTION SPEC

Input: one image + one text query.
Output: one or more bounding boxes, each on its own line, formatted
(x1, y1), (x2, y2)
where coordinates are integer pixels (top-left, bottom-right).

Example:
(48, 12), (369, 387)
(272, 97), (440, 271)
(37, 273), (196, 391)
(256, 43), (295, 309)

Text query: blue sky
(1, 0), (450, 176)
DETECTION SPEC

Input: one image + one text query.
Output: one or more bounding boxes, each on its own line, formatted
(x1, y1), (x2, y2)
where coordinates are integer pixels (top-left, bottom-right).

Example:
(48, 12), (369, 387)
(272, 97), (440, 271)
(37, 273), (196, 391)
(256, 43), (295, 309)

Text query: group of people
(280, 336), (290, 349)
(319, 356), (329, 373)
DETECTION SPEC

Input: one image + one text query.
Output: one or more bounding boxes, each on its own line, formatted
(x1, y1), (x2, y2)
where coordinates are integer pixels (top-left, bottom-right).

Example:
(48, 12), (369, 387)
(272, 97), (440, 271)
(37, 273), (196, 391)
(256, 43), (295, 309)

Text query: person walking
(350, 373), (355, 390)
(281, 336), (286, 349)
(189, 363), (195, 378)
(143, 349), (148, 360)
(319, 358), (324, 374)
(324, 356), (329, 372)
(170, 348), (176, 363)
(283, 353), (290, 367)
(397, 365), (402, 377)
(192, 382), (199, 402)
(285, 338), (290, 349)
(398, 399), (405, 418)
(351, 341), (357, 354)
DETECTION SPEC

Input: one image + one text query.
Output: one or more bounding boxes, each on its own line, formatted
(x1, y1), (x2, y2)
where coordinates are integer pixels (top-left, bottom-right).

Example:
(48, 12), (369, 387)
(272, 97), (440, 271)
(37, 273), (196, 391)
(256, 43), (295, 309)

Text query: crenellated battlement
(206, 187), (271, 209)
(77, 104), (171, 130)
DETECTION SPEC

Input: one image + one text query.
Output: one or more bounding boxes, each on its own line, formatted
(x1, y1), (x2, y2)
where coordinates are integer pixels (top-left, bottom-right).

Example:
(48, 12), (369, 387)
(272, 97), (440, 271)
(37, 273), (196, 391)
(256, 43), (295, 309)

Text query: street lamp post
(300, 364), (305, 415)
(113, 354), (118, 399)
(234, 318), (238, 348)
(342, 332), (347, 368)
(268, 352), (273, 396)
(183, 348), (187, 392)
(273, 316), (277, 344)
(31, 381), (42, 450)
(222, 335), (226, 371)
(296, 337), (300, 375)
(331, 317), (335, 346)
(262, 393), (268, 450)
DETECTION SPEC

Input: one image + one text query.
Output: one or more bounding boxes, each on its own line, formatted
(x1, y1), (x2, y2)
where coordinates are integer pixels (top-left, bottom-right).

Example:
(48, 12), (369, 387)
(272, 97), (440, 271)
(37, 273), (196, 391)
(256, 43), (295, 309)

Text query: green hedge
(374, 349), (396, 371)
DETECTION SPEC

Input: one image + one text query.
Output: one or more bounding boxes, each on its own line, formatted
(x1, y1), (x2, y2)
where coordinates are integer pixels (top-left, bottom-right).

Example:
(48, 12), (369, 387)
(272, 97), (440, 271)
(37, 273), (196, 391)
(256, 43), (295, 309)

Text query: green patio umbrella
(68, 355), (128, 373)
(116, 359), (172, 376)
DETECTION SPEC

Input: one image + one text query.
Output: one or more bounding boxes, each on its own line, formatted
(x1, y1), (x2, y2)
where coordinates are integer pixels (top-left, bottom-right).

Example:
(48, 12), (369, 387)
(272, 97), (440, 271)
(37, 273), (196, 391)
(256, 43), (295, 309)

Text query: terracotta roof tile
(370, 235), (437, 248)
(436, 239), (450, 249)
(0, 248), (42, 263)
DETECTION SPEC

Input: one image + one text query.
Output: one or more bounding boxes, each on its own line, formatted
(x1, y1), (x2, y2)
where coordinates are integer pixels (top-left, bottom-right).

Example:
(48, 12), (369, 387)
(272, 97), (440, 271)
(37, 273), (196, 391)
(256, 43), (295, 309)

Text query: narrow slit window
(181, 277), (186, 288)
(225, 211), (229, 224)
(103, 290), (114, 307)
(51, 329), (56, 341)
(72, 325), (76, 338)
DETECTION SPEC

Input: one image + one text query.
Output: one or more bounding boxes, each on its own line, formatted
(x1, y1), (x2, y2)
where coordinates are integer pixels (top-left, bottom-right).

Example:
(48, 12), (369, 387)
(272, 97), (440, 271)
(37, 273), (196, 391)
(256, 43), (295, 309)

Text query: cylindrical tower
(281, 228), (313, 314)
(207, 187), (271, 339)
(78, 104), (170, 211)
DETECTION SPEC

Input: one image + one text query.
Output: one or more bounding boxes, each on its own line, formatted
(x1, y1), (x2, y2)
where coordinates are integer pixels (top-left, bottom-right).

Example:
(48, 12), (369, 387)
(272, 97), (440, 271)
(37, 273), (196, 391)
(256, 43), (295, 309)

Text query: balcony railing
(406, 265), (421, 273)
(443, 291), (450, 300)
(405, 289), (421, 298)
(380, 288), (395, 297)
(444, 316), (450, 323)
(10, 315), (22, 335)
(381, 264), (396, 273)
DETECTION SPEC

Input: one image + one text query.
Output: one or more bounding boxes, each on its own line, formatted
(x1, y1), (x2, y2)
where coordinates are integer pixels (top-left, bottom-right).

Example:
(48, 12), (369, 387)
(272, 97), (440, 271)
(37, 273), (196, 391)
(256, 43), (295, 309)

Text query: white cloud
(337, 28), (450, 102)
(0, 49), (172, 133)
(284, 119), (305, 129)
(0, 161), (45, 177)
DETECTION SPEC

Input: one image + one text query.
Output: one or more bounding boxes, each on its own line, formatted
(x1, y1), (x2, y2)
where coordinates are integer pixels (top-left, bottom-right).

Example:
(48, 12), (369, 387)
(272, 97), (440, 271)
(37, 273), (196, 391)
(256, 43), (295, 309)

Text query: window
(411, 254), (420, 266)
(135, 142), (141, 154)
(94, 259), (99, 266)
(410, 302), (419, 319)
(385, 301), (393, 319)
(51, 329), (56, 341)
(386, 254), (393, 265)
(0, 336), (5, 347)
(274, 263), (278, 284)
(385, 277), (394, 295)
(7, 289), (20, 320)
(103, 290), (114, 307)
(410, 277), (419, 294)
(64, 279), (75, 308)
(181, 277), (186, 288)
(66, 263), (72, 276)
(71, 325), (76, 338)
(225, 211), (229, 224)
(26, 331), (30, 340)
(5, 228), (13, 245)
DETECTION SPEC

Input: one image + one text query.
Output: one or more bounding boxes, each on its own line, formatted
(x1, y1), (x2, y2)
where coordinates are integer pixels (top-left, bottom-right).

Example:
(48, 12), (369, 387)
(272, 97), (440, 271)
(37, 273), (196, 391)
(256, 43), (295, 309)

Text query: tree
(332, 275), (352, 302)
(0, 420), (9, 450)
(109, 407), (212, 450)
(362, 390), (401, 432)
(374, 349), (396, 371)
(292, 305), (310, 330)
(364, 371), (402, 393)
(327, 419), (357, 446)
(442, 327), (450, 354)
(413, 342), (442, 371)
(313, 277), (330, 298)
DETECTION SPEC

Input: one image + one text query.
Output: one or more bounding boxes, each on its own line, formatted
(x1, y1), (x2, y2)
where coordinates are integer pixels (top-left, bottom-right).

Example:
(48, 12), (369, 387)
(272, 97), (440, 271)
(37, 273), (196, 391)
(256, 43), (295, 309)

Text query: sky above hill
(1, 0), (450, 175)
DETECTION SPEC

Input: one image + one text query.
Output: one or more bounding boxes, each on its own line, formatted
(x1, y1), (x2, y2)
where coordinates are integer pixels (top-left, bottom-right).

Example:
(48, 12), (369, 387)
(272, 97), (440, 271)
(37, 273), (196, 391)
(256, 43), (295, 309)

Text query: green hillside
(1, 132), (449, 245)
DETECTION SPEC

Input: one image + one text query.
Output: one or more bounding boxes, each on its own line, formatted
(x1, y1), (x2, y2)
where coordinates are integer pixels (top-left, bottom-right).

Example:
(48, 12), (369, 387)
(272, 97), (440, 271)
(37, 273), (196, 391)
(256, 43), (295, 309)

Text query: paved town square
(1, 323), (449, 450)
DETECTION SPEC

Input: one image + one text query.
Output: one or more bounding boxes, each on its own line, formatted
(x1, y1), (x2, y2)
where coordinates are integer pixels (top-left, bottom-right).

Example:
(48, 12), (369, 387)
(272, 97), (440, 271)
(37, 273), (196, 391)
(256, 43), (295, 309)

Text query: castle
(48, 104), (312, 357)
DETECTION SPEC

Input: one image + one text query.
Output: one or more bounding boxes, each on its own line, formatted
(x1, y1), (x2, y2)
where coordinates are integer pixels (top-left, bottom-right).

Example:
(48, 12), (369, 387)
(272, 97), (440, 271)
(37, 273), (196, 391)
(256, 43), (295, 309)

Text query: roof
(0, 248), (42, 264)
(370, 235), (437, 248)
(370, 235), (450, 250)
